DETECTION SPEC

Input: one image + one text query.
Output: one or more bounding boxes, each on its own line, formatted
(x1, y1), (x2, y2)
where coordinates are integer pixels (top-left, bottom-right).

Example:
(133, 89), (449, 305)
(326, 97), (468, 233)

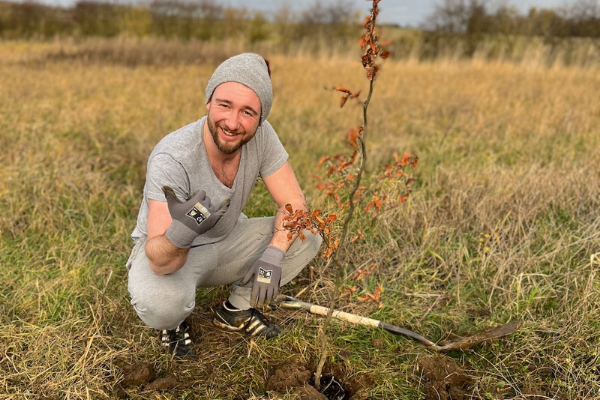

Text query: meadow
(0, 37), (599, 399)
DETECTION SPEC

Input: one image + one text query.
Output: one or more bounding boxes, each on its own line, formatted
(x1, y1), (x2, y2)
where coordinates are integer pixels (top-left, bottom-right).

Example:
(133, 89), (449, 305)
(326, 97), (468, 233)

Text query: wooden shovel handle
(277, 296), (518, 351)
(277, 295), (438, 348)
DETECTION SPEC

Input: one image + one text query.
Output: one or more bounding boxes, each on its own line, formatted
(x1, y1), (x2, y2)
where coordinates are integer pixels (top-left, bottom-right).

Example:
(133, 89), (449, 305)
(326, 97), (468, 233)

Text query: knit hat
(205, 53), (272, 125)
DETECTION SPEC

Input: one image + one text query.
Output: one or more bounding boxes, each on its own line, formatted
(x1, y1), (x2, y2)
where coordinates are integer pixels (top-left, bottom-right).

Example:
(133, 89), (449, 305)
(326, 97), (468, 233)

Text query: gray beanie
(205, 53), (272, 125)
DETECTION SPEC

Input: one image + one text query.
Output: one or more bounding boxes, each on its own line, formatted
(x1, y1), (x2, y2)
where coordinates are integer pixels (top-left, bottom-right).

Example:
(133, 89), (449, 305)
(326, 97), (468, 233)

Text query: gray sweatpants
(126, 216), (322, 330)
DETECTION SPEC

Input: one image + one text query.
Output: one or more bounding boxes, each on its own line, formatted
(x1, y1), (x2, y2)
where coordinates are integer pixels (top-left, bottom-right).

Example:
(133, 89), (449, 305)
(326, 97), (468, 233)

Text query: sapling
(283, 0), (418, 390)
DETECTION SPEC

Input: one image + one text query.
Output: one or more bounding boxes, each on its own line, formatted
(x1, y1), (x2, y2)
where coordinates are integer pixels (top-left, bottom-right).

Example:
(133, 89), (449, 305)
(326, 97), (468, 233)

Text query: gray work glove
(242, 245), (285, 308)
(162, 186), (229, 248)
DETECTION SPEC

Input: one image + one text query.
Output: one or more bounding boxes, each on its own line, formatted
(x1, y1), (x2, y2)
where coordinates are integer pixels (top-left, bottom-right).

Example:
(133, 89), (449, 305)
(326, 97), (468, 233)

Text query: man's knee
(129, 285), (195, 330)
(300, 230), (323, 257)
(286, 230), (323, 264)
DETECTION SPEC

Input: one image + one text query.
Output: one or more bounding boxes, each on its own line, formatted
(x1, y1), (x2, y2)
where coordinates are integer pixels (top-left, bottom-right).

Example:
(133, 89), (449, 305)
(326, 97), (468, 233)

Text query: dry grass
(1, 37), (599, 399)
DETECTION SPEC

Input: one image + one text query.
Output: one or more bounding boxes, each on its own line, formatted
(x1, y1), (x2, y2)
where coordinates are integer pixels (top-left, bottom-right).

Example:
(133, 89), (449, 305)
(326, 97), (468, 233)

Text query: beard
(207, 114), (254, 155)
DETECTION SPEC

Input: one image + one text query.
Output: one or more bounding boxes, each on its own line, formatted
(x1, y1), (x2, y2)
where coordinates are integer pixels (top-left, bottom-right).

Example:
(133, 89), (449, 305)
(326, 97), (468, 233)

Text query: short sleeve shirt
(131, 116), (288, 245)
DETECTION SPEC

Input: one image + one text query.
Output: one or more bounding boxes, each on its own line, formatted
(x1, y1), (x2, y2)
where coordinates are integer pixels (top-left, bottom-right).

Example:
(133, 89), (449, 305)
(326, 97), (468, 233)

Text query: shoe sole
(212, 316), (247, 332)
(213, 315), (274, 337)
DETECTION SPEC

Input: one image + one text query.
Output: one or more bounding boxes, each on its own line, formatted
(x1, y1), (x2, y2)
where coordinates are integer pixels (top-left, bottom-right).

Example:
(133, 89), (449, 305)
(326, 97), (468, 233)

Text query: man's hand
(162, 186), (229, 248)
(242, 246), (285, 308)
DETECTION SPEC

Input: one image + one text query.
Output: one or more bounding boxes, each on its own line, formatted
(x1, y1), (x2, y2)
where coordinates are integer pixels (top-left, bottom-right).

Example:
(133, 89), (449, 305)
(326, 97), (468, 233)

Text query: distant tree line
(406, 0), (600, 64)
(1, 0), (598, 41)
(1, 0), (598, 65)
(426, 0), (600, 38)
(0, 0), (359, 42)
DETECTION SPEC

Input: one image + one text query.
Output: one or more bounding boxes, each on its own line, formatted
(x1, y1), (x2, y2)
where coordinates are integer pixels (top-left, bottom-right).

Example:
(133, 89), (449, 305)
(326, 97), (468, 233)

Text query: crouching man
(126, 53), (322, 357)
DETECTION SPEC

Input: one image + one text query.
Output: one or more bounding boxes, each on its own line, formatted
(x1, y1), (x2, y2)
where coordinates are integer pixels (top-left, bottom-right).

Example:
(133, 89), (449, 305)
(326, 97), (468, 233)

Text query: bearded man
(126, 53), (322, 357)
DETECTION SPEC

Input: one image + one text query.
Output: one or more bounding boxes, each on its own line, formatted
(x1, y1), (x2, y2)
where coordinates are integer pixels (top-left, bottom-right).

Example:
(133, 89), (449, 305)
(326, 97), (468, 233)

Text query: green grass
(0, 37), (599, 399)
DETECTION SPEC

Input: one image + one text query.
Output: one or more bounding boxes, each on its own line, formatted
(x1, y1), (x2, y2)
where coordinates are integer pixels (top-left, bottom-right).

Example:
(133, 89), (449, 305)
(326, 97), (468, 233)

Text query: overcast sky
(237, 0), (579, 26)
(31, 0), (580, 27)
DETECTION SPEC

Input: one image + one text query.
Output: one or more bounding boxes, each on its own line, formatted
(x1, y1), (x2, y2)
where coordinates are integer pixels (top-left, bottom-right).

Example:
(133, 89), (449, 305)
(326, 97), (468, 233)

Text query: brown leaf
(362, 15), (372, 28)
(358, 36), (367, 49)
(317, 156), (330, 168)
(400, 152), (413, 165)
(346, 127), (360, 148)
(362, 53), (370, 67)
(334, 86), (352, 94)
(340, 93), (350, 108)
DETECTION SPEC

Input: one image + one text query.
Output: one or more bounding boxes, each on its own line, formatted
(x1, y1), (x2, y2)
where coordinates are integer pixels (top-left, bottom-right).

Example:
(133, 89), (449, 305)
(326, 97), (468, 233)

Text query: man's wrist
(165, 220), (198, 248)
(261, 245), (285, 265)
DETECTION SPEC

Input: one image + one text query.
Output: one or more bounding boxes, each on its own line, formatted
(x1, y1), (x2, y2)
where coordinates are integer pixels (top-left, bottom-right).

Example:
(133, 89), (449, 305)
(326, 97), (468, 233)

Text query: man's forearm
(145, 235), (190, 275)
(269, 202), (305, 253)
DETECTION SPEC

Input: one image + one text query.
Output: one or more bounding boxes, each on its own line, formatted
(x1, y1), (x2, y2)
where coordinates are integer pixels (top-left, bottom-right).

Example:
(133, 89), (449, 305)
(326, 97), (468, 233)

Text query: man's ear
(205, 101), (210, 112)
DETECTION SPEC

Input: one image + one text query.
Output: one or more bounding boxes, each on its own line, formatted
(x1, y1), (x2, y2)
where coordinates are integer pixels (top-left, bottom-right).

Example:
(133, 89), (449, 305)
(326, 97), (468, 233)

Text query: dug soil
(116, 309), (476, 399)
(266, 363), (323, 399)
(117, 362), (183, 395)
(417, 355), (474, 400)
(118, 360), (373, 399)
(267, 363), (350, 400)
(116, 307), (377, 399)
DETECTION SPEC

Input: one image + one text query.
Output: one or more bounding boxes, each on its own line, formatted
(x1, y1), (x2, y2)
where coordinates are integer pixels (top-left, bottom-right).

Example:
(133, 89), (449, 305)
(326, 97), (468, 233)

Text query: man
(126, 53), (322, 357)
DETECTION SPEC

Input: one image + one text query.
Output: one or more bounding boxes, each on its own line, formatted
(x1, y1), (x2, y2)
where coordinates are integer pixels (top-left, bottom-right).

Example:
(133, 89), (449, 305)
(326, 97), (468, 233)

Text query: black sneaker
(160, 320), (195, 358)
(213, 302), (282, 339)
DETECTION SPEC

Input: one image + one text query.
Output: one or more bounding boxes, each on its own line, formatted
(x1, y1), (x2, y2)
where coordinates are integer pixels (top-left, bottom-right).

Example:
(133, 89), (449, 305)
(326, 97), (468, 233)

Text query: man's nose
(224, 112), (240, 130)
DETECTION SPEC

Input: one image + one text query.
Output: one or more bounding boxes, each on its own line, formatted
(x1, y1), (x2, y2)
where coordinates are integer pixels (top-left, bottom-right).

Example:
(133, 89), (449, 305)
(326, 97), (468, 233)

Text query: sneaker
(160, 320), (195, 358)
(213, 302), (282, 339)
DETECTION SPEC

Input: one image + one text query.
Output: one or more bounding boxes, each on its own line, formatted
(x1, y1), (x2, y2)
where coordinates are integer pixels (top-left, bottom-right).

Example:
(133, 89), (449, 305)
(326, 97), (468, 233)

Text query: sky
(237, 0), (577, 27)
(28, 0), (579, 27)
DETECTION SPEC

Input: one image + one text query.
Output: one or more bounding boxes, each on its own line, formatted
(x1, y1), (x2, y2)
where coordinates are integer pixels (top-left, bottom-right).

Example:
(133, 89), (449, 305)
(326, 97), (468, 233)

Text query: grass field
(0, 37), (599, 399)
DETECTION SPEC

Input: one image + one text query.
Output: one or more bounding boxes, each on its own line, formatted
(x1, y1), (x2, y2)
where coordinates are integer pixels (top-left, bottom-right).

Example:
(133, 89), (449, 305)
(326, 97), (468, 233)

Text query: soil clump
(418, 355), (474, 400)
(267, 363), (327, 400)
(120, 362), (155, 388)
(144, 375), (180, 391)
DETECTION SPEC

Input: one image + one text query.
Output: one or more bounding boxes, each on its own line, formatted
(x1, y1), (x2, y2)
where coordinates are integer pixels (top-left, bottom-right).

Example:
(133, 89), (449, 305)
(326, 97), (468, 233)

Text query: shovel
(276, 295), (519, 352)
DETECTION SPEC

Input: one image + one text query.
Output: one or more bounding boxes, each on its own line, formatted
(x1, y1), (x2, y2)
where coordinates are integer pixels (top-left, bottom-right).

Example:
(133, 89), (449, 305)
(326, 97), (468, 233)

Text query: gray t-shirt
(131, 116), (288, 245)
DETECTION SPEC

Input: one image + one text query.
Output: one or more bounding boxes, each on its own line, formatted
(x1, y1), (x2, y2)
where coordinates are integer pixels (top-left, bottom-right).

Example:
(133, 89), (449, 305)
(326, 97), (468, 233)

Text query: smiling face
(205, 81), (262, 155)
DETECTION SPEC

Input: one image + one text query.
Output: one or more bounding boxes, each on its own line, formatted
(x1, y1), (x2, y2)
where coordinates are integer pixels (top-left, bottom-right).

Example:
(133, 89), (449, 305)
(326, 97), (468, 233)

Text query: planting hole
(309, 374), (347, 400)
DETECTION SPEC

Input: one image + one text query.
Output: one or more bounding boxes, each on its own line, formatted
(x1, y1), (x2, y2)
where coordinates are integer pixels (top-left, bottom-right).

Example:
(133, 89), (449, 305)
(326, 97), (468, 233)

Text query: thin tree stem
(314, 78), (375, 390)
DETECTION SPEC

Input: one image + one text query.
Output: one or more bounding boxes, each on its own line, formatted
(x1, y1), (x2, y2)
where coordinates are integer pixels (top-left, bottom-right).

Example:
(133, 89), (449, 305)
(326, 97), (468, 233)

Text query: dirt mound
(145, 375), (180, 391)
(267, 363), (327, 400)
(119, 362), (181, 395)
(120, 362), (155, 388)
(417, 355), (474, 400)
(344, 373), (375, 399)
(267, 363), (313, 392)
(292, 385), (329, 400)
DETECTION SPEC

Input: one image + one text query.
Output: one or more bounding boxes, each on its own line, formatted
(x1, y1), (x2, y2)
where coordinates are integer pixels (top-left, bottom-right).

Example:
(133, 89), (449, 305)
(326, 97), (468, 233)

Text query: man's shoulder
(150, 119), (204, 160)
(258, 120), (275, 134)
(252, 120), (279, 145)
